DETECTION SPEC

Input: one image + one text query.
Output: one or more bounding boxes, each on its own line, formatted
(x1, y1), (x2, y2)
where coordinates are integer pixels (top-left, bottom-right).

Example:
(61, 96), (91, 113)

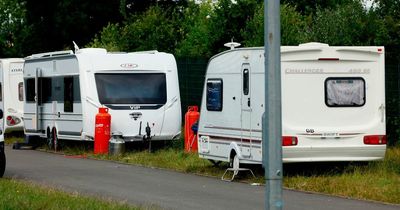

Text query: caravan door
(241, 64), (252, 157)
(33, 68), (41, 131)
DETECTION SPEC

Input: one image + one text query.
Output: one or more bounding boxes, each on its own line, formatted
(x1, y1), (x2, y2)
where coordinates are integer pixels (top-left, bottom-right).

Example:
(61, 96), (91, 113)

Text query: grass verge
(284, 147), (400, 204)
(0, 178), (141, 210)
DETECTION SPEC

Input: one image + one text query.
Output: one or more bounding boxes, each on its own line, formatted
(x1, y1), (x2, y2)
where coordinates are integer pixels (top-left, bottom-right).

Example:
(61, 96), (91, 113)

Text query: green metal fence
(386, 63), (400, 145)
(176, 57), (208, 113)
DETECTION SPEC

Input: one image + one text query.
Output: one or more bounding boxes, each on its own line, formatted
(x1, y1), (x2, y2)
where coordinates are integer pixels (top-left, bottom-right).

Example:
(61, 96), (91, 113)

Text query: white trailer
(198, 43), (386, 166)
(23, 48), (181, 148)
(0, 59), (24, 133)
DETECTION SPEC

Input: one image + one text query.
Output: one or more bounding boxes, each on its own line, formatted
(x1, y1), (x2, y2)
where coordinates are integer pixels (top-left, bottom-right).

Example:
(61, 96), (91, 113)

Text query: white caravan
(0, 59), (24, 133)
(198, 43), (386, 165)
(23, 48), (181, 148)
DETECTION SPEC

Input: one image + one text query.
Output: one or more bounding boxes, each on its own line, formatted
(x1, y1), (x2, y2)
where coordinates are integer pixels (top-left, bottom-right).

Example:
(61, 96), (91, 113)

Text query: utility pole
(263, 0), (282, 209)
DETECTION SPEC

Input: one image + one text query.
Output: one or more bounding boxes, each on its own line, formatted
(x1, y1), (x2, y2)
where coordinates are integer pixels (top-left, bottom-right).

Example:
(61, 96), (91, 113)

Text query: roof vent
(224, 39), (241, 50)
(299, 42), (329, 47)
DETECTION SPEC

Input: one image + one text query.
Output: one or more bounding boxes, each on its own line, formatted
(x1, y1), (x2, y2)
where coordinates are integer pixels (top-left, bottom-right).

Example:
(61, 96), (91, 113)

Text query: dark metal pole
(263, 0), (282, 209)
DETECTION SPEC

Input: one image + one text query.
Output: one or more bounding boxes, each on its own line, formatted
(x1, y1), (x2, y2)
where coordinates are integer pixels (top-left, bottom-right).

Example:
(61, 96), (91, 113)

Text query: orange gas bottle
(184, 106), (200, 152)
(94, 107), (111, 154)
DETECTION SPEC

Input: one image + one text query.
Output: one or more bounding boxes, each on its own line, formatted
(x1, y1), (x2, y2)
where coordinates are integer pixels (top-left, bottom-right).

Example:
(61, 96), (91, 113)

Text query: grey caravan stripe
(204, 126), (262, 133)
(24, 112), (83, 116)
(200, 153), (227, 159)
(209, 140), (262, 149)
(105, 104), (164, 110)
(58, 131), (81, 136)
(22, 117), (82, 122)
(25, 129), (45, 134)
(199, 133), (262, 144)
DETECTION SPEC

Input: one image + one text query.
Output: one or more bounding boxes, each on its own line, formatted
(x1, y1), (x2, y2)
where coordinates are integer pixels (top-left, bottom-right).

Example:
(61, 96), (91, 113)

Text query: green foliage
(23, 0), (122, 54)
(208, 0), (260, 53)
(282, 0), (353, 14)
(0, 0), (29, 57)
(122, 6), (181, 52)
(0, 179), (139, 209)
(175, 1), (214, 57)
(284, 147), (400, 204)
(242, 3), (308, 47)
(307, 1), (389, 46)
(89, 6), (183, 53)
(89, 23), (124, 51)
(374, 0), (400, 45)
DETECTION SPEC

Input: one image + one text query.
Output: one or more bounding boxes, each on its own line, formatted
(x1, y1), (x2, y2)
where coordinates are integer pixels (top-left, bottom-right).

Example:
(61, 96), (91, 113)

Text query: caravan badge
(120, 63), (138, 68)
(130, 112), (142, 120)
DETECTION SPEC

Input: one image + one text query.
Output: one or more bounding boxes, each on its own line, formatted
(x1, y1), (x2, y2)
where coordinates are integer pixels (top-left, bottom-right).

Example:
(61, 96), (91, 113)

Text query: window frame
(18, 82), (23, 101)
(206, 78), (223, 112)
(64, 77), (74, 112)
(324, 77), (366, 107)
(0, 82), (2, 102)
(25, 78), (35, 103)
(243, 68), (249, 95)
(95, 73), (167, 105)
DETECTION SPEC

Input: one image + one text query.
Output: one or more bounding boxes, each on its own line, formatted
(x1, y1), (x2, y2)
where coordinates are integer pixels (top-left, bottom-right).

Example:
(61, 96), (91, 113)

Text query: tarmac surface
(4, 146), (399, 210)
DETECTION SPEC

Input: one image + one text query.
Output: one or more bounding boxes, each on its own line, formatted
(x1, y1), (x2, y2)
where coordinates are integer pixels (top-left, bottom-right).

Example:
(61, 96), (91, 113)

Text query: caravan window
(25, 76), (80, 104)
(18, 82), (23, 101)
(64, 77), (74, 112)
(325, 77), (365, 107)
(40, 77), (53, 104)
(206, 79), (223, 111)
(95, 73), (167, 104)
(243, 69), (249, 95)
(25, 78), (35, 102)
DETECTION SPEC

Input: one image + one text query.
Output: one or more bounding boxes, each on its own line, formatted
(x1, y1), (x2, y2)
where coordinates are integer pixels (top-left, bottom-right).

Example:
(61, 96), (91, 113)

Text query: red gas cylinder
(94, 107), (111, 154)
(184, 106), (200, 152)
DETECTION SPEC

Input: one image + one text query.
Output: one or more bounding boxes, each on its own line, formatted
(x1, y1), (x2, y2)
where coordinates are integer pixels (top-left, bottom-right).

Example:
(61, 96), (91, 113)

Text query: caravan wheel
(0, 151), (5, 177)
(229, 153), (240, 171)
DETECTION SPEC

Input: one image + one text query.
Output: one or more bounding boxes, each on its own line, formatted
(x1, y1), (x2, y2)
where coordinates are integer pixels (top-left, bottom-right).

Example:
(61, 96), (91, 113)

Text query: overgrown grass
(284, 147), (400, 204)
(5, 135), (400, 204)
(4, 133), (24, 145)
(0, 178), (142, 210)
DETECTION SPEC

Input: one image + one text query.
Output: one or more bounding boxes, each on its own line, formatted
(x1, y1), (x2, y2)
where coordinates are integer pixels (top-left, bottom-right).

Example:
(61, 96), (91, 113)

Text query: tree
(281, 0), (353, 14)
(120, 0), (188, 18)
(307, 1), (388, 46)
(374, 0), (400, 46)
(208, 0), (261, 53)
(89, 23), (124, 51)
(242, 3), (308, 47)
(175, 1), (215, 57)
(0, 0), (30, 57)
(23, 0), (122, 54)
(121, 6), (181, 52)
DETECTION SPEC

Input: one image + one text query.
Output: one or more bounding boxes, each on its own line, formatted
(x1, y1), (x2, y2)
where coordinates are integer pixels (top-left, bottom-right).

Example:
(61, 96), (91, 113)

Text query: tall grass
(0, 178), (142, 210)
(284, 147), (400, 204)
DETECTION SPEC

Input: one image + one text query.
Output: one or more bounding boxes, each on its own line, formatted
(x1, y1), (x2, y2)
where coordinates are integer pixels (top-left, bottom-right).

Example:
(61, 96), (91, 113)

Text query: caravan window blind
(325, 77), (365, 107)
(206, 79), (223, 111)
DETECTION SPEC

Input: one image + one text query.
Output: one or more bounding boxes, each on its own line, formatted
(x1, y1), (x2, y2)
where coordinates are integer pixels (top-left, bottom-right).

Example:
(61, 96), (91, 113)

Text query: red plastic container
(94, 107), (111, 154)
(184, 106), (200, 152)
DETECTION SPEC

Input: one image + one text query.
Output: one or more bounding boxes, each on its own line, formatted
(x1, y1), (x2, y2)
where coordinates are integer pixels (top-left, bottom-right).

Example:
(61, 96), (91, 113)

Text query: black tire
(0, 151), (5, 177)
